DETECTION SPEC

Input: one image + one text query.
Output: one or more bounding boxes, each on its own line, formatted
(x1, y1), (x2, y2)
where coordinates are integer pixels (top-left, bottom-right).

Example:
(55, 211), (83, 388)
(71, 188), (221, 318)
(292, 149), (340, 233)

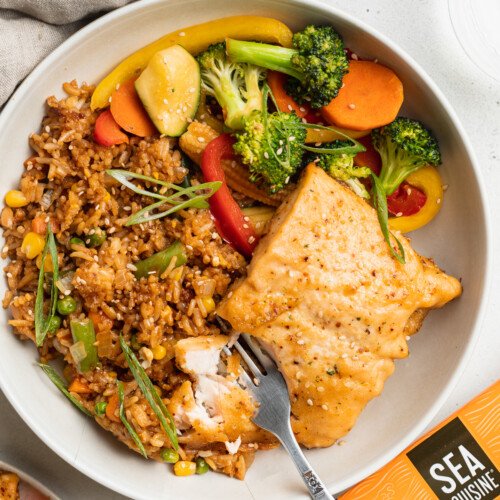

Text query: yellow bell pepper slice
(305, 126), (371, 144)
(91, 16), (293, 110)
(388, 166), (444, 233)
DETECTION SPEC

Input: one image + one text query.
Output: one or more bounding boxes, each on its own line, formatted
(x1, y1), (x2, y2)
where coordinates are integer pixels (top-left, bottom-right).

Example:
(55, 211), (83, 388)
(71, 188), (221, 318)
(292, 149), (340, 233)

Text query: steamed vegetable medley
(12, 15), (448, 478)
(92, 16), (444, 262)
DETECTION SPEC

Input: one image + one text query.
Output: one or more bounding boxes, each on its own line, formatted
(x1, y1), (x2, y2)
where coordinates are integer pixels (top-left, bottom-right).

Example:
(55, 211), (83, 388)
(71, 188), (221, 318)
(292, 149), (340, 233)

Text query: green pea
(161, 448), (179, 464)
(85, 228), (107, 248)
(195, 457), (209, 475)
(69, 237), (85, 246)
(130, 334), (141, 351)
(57, 296), (77, 316)
(95, 401), (107, 416)
(47, 315), (61, 334)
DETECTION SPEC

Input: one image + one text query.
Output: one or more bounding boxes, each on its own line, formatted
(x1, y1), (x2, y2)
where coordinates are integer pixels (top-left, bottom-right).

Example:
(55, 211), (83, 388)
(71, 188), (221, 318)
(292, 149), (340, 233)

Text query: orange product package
(340, 380), (500, 500)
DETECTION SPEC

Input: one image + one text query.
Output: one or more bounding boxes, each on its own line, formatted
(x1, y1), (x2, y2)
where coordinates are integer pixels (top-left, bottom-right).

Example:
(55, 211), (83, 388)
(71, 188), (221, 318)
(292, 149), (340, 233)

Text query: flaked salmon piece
(217, 164), (461, 448)
(169, 335), (275, 450)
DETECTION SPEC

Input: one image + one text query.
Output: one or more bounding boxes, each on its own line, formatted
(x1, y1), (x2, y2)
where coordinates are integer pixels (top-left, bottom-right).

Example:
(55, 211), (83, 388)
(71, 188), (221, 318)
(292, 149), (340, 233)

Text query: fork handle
(277, 423), (335, 500)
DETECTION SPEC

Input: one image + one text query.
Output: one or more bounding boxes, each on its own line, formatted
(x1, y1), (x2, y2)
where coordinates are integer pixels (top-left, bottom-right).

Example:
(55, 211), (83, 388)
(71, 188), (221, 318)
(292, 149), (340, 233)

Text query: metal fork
(226, 334), (335, 500)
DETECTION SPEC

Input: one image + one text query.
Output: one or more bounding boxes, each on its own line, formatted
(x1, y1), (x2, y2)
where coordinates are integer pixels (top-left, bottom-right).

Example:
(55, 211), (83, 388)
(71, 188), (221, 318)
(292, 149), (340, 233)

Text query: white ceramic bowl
(0, 1), (490, 498)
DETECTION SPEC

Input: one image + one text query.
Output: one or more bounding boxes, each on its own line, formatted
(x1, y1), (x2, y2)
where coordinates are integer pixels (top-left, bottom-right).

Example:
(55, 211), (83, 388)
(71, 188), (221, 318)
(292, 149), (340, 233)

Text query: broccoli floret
(197, 43), (266, 131)
(233, 110), (306, 193)
(371, 117), (441, 195)
(305, 140), (371, 198)
(226, 25), (349, 108)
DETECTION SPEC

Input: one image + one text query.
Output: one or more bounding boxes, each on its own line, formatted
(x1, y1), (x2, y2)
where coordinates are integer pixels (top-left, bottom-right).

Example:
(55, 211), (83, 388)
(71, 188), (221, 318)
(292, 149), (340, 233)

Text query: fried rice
(1, 81), (275, 479)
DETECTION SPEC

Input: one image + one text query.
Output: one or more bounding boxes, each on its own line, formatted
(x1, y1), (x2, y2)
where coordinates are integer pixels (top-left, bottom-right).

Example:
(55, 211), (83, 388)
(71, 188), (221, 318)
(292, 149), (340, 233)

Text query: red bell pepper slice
(355, 134), (427, 216)
(201, 134), (259, 258)
(93, 109), (129, 147)
(387, 183), (427, 216)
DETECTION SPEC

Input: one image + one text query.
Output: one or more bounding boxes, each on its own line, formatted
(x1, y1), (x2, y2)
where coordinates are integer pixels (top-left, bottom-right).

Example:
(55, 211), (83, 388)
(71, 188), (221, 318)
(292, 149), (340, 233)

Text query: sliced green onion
(38, 363), (92, 416)
(134, 241), (187, 279)
(120, 335), (178, 450)
(70, 318), (98, 372)
(371, 173), (405, 264)
(105, 169), (221, 226)
(35, 226), (60, 347)
(117, 380), (148, 458)
(105, 169), (183, 199)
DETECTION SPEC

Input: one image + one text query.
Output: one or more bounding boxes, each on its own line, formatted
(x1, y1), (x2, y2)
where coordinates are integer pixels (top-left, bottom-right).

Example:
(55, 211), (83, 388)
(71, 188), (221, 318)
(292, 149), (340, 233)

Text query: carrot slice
(68, 378), (92, 394)
(321, 60), (404, 131)
(93, 110), (129, 147)
(106, 394), (121, 422)
(267, 71), (309, 118)
(110, 78), (157, 137)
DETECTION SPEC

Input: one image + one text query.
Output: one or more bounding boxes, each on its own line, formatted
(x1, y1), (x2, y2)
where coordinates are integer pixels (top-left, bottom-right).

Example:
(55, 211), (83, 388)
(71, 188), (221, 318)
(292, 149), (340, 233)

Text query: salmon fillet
(217, 165), (461, 448)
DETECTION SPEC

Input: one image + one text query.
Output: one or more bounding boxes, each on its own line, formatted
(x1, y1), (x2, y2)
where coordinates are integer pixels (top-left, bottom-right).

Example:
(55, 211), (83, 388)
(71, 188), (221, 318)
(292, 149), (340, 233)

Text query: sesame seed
(406, 335), (411, 341)
(6, 272), (12, 278)
(243, 216), (250, 222)
(348, 103), (356, 110)
(243, 224), (249, 229)
(95, 204), (100, 210)
(315, 142), (321, 147)
(321, 404), (329, 411)
(289, 136), (295, 141)
(2, 245), (8, 253)
(254, 378), (260, 386)
(276, 148), (283, 155)
(108, 97), (112, 103)
(351, 53), (359, 60)
(123, 206), (131, 211)
(188, 87), (195, 93)
(211, 232), (218, 239)
(373, 58), (379, 64)
(341, 353), (348, 359)
(163, 98), (168, 104)
(126, 263), (137, 271)
(337, 440), (346, 446)
(285, 176), (290, 184)
(341, 82), (345, 88)
(297, 339), (305, 345)
(350, 341), (355, 348)
(179, 31), (186, 36)
(64, 289), (71, 296)
(396, 211), (403, 217)
(317, 386), (324, 392)
(299, 107), (306, 113)
(197, 137), (205, 143)
(287, 104), (293, 111)
(307, 399), (313, 406)
(115, 84), (120, 90)
(407, 188), (412, 195)
(339, 335), (346, 340)
(264, 152), (269, 159)
(442, 184), (449, 191)
(45, 126), (51, 133)
(437, 198), (441, 204)
(302, 117), (308, 124)
(248, 236), (255, 244)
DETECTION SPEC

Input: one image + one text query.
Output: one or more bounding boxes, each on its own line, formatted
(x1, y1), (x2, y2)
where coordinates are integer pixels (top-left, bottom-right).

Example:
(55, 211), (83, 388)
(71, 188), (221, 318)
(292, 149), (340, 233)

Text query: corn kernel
(5, 190), (28, 208)
(21, 232), (45, 259)
(152, 344), (167, 360)
(36, 252), (54, 272)
(173, 461), (196, 476)
(201, 296), (215, 314)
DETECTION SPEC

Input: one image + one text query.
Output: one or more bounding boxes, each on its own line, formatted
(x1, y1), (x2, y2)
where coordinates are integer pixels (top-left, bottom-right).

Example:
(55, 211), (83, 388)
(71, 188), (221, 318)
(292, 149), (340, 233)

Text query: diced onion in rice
(56, 271), (75, 294)
(40, 189), (53, 210)
(69, 341), (87, 364)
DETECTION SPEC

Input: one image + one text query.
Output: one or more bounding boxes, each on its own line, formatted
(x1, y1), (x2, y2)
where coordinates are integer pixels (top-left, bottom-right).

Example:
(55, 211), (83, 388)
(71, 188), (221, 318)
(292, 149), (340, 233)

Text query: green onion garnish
(371, 173), (405, 264)
(38, 363), (92, 416)
(119, 336), (178, 450)
(35, 226), (60, 346)
(117, 380), (148, 458)
(105, 169), (221, 226)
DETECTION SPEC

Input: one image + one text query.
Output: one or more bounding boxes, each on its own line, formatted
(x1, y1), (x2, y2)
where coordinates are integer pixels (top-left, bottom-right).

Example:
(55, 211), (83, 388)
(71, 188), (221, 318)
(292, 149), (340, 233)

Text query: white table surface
(0, 0), (498, 498)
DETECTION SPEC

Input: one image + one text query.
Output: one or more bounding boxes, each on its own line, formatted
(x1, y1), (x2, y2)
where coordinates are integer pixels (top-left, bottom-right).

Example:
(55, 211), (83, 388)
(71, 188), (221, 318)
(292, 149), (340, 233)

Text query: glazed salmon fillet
(217, 164), (461, 448)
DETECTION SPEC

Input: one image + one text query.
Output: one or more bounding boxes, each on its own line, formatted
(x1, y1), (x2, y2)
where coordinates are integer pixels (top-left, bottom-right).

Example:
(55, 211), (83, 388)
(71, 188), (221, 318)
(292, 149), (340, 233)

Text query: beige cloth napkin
(0, 0), (134, 106)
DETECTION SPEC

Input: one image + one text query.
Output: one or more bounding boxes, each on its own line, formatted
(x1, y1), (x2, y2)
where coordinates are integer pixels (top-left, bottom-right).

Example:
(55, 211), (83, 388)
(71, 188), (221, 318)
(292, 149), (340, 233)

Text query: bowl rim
(0, 0), (492, 496)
